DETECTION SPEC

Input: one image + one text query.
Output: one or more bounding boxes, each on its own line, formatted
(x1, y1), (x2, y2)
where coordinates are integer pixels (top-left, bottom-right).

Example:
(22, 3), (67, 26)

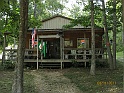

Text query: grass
(23, 72), (37, 93)
(116, 51), (124, 58)
(63, 63), (123, 93)
(0, 71), (13, 93)
(0, 69), (37, 93)
(0, 61), (123, 93)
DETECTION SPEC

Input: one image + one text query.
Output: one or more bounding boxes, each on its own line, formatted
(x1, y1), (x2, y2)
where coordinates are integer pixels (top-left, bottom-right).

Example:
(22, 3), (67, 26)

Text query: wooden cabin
(24, 15), (107, 69)
(3, 15), (107, 69)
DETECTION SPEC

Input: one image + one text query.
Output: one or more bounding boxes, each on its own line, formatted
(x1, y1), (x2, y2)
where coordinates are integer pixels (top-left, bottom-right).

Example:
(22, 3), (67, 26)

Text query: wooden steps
(39, 62), (62, 69)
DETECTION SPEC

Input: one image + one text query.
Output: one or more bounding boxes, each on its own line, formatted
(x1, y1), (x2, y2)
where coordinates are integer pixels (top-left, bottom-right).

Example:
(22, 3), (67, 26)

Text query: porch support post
(37, 34), (39, 70)
(62, 38), (64, 68)
(61, 61), (62, 69)
(2, 32), (11, 65)
(2, 34), (6, 65)
(85, 62), (87, 67)
(60, 36), (63, 69)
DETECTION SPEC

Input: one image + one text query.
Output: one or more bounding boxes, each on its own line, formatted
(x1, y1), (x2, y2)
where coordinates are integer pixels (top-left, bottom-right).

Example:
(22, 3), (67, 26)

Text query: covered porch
(24, 47), (107, 69)
(3, 47), (107, 69)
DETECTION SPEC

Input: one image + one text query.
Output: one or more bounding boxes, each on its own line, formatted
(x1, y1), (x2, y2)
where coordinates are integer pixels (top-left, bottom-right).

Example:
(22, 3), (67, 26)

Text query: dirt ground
(28, 69), (82, 93)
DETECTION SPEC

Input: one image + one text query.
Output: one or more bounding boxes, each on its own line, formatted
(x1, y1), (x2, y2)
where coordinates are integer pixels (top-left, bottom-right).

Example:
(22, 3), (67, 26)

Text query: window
(64, 38), (73, 47)
(77, 38), (89, 48)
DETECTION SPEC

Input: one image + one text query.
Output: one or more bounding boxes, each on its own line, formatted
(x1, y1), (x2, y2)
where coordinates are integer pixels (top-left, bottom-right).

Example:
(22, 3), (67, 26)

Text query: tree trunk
(90, 0), (95, 75)
(122, 0), (124, 92)
(113, 0), (117, 69)
(12, 0), (28, 93)
(34, 1), (36, 18)
(122, 0), (124, 46)
(101, 0), (113, 69)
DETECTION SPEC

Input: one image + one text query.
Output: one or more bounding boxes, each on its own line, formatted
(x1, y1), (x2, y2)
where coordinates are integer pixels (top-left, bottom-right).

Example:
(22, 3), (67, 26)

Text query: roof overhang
(39, 34), (60, 38)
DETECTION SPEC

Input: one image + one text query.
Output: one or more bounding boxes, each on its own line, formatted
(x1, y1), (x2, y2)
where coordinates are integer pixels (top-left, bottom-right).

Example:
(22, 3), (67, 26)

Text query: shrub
(72, 60), (79, 67)
(88, 59), (109, 68)
(3, 61), (15, 69)
(95, 59), (109, 68)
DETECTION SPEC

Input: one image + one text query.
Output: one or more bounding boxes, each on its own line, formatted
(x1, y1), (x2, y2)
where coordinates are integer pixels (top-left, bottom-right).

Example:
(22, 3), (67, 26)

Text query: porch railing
(4, 49), (17, 61)
(25, 49), (38, 59)
(4, 48), (107, 61)
(63, 48), (107, 60)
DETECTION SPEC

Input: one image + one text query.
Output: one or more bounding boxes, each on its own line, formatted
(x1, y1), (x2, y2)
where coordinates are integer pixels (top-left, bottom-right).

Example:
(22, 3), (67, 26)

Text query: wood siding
(26, 29), (103, 49)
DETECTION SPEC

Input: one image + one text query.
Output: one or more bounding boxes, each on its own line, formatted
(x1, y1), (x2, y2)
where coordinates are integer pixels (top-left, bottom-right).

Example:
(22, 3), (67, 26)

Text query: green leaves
(63, 15), (91, 29)
(0, 0), (8, 11)
(28, 15), (41, 28)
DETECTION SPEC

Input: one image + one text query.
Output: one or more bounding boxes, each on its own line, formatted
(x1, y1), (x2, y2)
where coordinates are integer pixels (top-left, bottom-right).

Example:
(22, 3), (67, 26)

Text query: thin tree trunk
(113, 0), (116, 69)
(90, 0), (95, 75)
(34, 1), (36, 18)
(122, 0), (124, 46)
(2, 0), (9, 65)
(12, 0), (28, 93)
(122, 0), (124, 92)
(101, 0), (113, 69)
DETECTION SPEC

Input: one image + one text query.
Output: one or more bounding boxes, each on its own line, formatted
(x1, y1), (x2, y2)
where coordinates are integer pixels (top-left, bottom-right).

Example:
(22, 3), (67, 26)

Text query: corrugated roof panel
(41, 16), (70, 29)
(40, 15), (87, 29)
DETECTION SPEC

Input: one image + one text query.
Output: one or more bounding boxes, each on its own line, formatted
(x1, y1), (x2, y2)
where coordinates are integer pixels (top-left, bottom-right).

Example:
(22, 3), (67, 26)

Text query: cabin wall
(95, 32), (103, 48)
(64, 30), (85, 48)
(26, 29), (104, 49)
(85, 32), (103, 48)
(25, 32), (31, 49)
(64, 30), (103, 48)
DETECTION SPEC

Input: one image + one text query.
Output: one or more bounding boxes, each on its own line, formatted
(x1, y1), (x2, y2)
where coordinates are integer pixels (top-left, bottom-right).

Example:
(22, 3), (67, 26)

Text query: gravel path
(29, 70), (82, 93)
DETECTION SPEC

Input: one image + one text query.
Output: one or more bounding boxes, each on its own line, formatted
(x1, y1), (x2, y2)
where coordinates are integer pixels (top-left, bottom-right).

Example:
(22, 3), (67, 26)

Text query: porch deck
(4, 48), (107, 69)
(24, 59), (107, 63)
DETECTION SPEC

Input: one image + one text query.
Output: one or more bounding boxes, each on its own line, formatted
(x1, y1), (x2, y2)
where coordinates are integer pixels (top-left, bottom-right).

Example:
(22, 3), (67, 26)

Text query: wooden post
(61, 61), (62, 69)
(2, 35), (6, 65)
(60, 36), (63, 69)
(62, 38), (64, 68)
(2, 32), (11, 65)
(37, 33), (39, 70)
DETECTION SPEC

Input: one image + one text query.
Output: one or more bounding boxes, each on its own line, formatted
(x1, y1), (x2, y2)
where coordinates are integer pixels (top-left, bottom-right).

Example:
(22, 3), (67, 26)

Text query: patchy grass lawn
(0, 71), (13, 93)
(117, 51), (123, 58)
(0, 70), (36, 93)
(0, 62), (123, 93)
(63, 63), (123, 93)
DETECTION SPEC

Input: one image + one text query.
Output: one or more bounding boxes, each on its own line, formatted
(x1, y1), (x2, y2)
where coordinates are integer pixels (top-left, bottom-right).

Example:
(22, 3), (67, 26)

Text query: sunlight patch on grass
(116, 51), (123, 58)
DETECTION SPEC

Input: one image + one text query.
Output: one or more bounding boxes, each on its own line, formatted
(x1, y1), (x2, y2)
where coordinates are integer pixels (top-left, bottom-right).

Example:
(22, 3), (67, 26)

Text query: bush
(95, 59), (109, 68)
(88, 59), (109, 68)
(117, 44), (124, 52)
(0, 65), (4, 70)
(72, 60), (80, 67)
(3, 61), (15, 69)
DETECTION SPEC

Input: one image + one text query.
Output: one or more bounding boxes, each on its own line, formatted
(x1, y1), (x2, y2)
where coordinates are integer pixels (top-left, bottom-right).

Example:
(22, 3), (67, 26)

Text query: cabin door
(45, 38), (60, 59)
